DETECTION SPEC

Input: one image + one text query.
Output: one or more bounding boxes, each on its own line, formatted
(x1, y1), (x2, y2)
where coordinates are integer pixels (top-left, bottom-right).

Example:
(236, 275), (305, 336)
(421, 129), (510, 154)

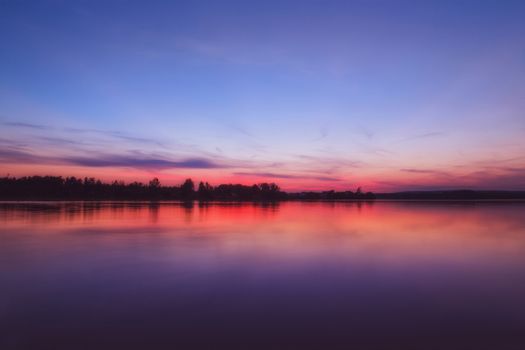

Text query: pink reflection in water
(1, 201), (525, 349)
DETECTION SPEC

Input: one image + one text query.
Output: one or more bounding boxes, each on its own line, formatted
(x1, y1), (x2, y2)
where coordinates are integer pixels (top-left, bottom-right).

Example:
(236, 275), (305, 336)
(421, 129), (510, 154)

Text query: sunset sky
(1, 0), (524, 191)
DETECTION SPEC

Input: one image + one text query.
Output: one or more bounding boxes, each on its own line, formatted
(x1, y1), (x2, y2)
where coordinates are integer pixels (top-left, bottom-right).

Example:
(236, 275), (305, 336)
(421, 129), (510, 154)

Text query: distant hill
(376, 190), (525, 200)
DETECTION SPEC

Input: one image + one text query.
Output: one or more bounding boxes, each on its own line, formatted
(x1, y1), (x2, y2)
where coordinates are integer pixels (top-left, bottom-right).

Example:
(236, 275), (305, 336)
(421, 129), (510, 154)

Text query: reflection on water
(1, 201), (525, 349)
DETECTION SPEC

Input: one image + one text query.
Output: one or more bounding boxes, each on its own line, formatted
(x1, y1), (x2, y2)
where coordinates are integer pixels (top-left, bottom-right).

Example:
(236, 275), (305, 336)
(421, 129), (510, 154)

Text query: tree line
(0, 176), (375, 201)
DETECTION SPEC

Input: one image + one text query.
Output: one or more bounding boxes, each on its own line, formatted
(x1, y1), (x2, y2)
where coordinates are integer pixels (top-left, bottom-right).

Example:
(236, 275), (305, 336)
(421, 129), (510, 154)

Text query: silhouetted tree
(149, 178), (160, 188)
(198, 181), (213, 200)
(181, 178), (195, 199)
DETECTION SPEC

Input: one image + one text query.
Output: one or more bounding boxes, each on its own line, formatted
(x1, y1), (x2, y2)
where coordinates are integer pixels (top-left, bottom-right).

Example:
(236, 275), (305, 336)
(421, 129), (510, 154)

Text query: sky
(1, 0), (525, 191)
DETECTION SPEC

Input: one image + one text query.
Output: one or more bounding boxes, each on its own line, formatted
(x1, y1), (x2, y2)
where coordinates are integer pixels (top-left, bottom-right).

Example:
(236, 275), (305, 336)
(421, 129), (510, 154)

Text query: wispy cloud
(64, 128), (167, 147)
(472, 156), (525, 166)
(36, 136), (87, 146)
(0, 148), (43, 163)
(3, 120), (168, 148)
(294, 154), (365, 169)
(399, 131), (445, 142)
(63, 155), (225, 169)
(309, 127), (329, 142)
(355, 125), (374, 140)
(0, 148), (229, 170)
(400, 168), (450, 176)
(2, 121), (49, 130)
(234, 172), (341, 182)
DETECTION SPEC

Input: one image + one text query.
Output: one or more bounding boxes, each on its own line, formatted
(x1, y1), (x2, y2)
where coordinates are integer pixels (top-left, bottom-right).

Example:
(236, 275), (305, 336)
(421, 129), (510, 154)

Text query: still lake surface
(1, 201), (525, 349)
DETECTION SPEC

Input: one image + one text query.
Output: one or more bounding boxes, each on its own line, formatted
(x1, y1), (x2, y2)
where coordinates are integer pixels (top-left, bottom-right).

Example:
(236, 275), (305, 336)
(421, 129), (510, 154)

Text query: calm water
(1, 201), (525, 349)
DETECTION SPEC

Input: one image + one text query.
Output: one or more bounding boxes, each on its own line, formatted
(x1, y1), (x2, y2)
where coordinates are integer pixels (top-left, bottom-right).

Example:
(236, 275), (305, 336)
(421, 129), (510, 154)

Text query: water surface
(1, 201), (525, 349)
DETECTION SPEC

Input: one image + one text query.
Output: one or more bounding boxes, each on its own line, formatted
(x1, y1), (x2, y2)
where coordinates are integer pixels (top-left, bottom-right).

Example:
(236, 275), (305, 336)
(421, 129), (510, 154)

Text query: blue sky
(1, 0), (525, 190)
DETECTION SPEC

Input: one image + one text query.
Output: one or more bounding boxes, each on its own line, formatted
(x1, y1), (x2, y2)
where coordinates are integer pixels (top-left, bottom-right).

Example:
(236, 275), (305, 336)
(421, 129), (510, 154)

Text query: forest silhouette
(0, 176), (375, 201)
(2, 176), (523, 201)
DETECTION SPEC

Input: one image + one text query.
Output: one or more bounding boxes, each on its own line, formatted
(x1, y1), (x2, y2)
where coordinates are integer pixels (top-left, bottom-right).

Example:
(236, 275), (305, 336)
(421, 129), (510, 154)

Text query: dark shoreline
(2, 176), (525, 202)
(1, 198), (525, 203)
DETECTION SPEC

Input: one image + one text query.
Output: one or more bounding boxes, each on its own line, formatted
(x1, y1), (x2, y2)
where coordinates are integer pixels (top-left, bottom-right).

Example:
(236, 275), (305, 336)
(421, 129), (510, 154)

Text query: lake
(1, 201), (525, 349)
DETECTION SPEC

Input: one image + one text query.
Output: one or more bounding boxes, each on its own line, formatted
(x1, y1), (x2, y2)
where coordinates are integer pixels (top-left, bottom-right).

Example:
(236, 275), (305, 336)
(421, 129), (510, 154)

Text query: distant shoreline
(2, 176), (525, 201)
(2, 197), (525, 203)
